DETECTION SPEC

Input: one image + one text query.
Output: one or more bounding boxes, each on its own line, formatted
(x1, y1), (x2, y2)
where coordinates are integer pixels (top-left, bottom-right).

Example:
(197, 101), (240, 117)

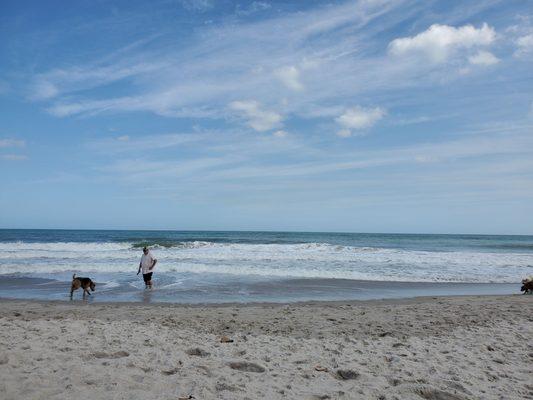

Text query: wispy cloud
(335, 106), (386, 137)
(95, 122), (533, 190)
(1, 154), (28, 161)
(275, 66), (304, 91)
(229, 100), (283, 131)
(235, 1), (271, 16)
(273, 130), (288, 138)
(179, 0), (214, 12)
(468, 50), (499, 66)
(88, 132), (207, 153)
(0, 138), (25, 148)
(31, 61), (165, 102)
(515, 34), (533, 56)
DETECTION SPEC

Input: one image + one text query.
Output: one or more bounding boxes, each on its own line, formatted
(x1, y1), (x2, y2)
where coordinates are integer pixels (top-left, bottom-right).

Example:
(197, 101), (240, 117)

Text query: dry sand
(0, 295), (532, 399)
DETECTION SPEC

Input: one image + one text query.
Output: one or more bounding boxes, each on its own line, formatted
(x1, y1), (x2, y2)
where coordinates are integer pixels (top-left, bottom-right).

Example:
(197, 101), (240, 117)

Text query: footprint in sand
(228, 361), (265, 373)
(92, 351), (129, 359)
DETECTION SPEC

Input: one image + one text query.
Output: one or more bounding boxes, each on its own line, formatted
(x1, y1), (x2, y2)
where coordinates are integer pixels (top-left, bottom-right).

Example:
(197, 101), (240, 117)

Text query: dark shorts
(142, 272), (153, 283)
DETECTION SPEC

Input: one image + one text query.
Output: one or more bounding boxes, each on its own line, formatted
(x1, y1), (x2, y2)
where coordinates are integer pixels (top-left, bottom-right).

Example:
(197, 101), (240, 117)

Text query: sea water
(0, 229), (531, 302)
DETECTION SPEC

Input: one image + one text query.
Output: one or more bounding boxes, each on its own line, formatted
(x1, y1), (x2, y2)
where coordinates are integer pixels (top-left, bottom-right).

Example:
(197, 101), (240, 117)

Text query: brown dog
(70, 274), (96, 298)
(521, 277), (533, 294)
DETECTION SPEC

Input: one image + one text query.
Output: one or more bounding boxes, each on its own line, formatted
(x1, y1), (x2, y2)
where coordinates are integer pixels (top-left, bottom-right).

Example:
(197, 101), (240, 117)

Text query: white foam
(0, 241), (531, 283)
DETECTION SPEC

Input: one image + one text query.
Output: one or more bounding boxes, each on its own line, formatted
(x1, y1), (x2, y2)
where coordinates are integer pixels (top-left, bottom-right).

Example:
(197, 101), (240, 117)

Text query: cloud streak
(1, 154), (28, 161)
(0, 138), (25, 148)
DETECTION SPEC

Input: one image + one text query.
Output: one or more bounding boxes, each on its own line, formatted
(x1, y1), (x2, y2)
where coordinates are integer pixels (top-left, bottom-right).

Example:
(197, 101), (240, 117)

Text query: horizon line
(0, 227), (532, 237)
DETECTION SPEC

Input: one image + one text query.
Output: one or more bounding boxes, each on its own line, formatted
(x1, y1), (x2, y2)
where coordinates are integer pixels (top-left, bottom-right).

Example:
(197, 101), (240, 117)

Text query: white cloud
(275, 66), (303, 91)
(0, 138), (25, 148)
(117, 135), (130, 142)
(1, 154), (27, 161)
(229, 100), (282, 131)
(388, 23), (496, 63)
(515, 34), (533, 56)
(468, 50), (499, 66)
(273, 130), (288, 138)
(335, 106), (385, 137)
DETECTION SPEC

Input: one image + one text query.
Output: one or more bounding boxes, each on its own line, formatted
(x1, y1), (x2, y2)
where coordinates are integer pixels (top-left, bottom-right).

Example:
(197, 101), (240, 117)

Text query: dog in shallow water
(70, 274), (96, 298)
(521, 277), (533, 294)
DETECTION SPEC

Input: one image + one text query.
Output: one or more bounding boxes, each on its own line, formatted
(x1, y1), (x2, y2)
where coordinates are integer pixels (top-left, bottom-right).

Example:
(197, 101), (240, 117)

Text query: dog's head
(90, 281), (96, 291)
(521, 284), (527, 292)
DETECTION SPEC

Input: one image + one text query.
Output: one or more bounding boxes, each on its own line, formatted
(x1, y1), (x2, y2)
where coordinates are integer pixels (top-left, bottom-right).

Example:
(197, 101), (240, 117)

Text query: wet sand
(1, 295), (532, 399)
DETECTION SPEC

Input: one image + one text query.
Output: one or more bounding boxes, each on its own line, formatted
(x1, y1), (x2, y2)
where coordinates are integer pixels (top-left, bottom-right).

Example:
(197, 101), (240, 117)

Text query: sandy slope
(0, 295), (532, 399)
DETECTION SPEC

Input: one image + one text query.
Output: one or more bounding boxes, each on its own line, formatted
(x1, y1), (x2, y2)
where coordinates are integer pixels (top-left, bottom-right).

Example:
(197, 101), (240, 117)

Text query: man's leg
(143, 274), (149, 289)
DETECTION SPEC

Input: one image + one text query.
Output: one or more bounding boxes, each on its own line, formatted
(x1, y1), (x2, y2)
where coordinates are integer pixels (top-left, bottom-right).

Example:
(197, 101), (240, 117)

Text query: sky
(0, 0), (532, 234)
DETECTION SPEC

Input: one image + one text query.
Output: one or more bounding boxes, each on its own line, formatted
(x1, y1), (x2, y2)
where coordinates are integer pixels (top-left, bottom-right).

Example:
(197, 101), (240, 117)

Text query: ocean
(0, 229), (531, 303)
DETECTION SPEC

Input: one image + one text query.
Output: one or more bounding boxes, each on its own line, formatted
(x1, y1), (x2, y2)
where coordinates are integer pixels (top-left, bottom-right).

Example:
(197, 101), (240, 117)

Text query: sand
(0, 295), (532, 399)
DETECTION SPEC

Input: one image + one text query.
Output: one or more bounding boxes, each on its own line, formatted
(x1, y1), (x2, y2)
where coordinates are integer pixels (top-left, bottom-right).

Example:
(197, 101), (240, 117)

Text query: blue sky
(1, 0), (532, 234)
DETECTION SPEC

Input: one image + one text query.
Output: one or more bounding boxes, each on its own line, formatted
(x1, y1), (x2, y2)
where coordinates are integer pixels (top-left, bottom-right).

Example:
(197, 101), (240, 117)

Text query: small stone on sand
(186, 348), (210, 357)
(335, 369), (359, 380)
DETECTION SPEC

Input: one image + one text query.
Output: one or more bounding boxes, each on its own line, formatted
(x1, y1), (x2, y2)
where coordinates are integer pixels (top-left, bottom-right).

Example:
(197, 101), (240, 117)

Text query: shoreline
(0, 275), (521, 303)
(1, 295), (531, 399)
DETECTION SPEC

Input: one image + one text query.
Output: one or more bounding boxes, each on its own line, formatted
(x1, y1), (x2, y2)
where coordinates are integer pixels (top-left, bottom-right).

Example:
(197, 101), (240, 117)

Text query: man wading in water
(137, 246), (157, 289)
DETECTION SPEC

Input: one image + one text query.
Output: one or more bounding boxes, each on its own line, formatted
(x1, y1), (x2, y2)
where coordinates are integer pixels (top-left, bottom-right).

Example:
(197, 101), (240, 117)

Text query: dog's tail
(72, 273), (76, 280)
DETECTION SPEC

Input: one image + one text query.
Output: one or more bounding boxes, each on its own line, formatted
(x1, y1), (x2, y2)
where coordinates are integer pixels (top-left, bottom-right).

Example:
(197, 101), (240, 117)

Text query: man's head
(143, 247), (149, 254)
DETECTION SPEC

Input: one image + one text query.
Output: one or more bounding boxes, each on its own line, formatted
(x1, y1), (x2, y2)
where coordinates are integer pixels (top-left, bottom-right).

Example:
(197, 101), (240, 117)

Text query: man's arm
(150, 258), (157, 271)
(137, 261), (142, 275)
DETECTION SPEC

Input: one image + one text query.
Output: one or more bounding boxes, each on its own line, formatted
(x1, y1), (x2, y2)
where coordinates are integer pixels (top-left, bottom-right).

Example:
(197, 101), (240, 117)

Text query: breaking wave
(0, 240), (532, 283)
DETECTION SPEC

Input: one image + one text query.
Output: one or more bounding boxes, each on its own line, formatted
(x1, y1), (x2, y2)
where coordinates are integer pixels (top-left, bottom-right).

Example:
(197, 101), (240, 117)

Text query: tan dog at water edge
(70, 274), (96, 298)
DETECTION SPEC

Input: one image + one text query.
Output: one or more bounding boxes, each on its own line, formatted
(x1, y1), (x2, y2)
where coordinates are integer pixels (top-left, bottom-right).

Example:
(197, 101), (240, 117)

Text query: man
(137, 246), (157, 289)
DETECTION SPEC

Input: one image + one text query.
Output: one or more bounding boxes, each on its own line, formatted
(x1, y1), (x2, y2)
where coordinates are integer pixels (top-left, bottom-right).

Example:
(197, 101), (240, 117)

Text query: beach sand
(0, 295), (531, 399)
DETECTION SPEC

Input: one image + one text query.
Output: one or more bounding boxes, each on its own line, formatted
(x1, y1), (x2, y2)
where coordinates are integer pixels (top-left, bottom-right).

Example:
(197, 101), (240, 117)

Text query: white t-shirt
(140, 252), (156, 274)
